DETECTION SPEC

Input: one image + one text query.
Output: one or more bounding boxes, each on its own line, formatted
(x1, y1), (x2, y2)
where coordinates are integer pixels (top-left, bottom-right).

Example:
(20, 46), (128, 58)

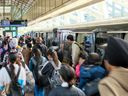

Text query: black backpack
(5, 66), (23, 96)
(32, 57), (50, 88)
(49, 69), (62, 88)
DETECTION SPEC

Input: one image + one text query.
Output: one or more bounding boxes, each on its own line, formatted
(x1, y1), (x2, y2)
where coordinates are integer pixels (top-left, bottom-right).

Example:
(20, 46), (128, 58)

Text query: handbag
(25, 71), (35, 92)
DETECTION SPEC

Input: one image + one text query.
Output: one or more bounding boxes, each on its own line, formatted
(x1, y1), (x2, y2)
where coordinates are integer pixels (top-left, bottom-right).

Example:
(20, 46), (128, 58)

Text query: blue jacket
(79, 64), (106, 89)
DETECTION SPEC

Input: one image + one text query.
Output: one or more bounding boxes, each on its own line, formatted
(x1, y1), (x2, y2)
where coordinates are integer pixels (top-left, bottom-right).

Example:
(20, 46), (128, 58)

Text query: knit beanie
(104, 36), (128, 68)
(9, 38), (18, 49)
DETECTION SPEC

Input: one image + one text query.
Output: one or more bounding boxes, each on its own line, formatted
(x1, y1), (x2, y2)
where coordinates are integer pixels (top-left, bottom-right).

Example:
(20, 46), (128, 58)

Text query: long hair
(32, 48), (42, 57)
(59, 64), (76, 88)
(32, 48), (42, 63)
(47, 47), (59, 66)
(8, 53), (17, 79)
(2, 40), (8, 47)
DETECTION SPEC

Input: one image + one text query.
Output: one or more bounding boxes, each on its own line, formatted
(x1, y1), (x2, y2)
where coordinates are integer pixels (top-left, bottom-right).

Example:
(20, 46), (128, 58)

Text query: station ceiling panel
(0, 0), (102, 22)
(0, 0), (35, 20)
(0, 0), (74, 20)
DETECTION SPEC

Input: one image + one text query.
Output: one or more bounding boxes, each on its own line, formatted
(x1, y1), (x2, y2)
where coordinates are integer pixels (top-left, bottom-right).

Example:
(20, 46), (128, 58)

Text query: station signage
(0, 20), (27, 27)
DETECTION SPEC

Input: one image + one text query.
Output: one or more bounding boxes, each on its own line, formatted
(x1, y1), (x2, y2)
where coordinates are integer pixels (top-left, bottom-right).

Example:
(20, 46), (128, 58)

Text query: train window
(36, 33), (38, 37)
(41, 33), (44, 37)
(38, 33), (40, 37)
(95, 38), (107, 45)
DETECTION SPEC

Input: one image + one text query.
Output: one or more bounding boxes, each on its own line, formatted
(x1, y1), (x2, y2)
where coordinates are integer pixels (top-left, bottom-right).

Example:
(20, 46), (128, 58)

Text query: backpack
(22, 63), (34, 93)
(25, 70), (35, 93)
(49, 69), (62, 88)
(62, 42), (72, 65)
(5, 66), (23, 96)
(48, 61), (62, 88)
(32, 57), (49, 88)
(74, 42), (88, 56)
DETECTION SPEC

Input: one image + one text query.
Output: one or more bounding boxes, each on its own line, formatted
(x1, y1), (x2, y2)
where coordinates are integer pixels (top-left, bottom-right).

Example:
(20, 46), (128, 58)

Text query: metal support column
(11, 0), (13, 20)
(20, 2), (23, 19)
(3, 0), (5, 19)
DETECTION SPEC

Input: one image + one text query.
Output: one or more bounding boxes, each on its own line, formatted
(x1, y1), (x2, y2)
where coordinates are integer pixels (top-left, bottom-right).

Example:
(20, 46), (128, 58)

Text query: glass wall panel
(56, 0), (63, 7)
(63, 0), (69, 3)
(50, 0), (56, 10)
(42, 0), (46, 14)
(38, 0), (42, 16)
(46, 0), (50, 12)
(34, 6), (37, 19)
(35, 2), (39, 18)
(23, 0), (73, 21)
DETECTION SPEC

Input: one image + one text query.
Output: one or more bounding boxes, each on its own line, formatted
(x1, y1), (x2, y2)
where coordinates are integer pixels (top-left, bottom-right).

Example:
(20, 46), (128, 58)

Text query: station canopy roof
(22, 0), (128, 33)
(0, 0), (35, 20)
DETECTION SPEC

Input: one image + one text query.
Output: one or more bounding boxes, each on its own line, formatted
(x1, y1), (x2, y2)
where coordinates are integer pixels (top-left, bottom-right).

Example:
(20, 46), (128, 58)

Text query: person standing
(33, 37), (47, 59)
(79, 53), (105, 96)
(0, 53), (26, 96)
(67, 35), (80, 67)
(29, 48), (47, 96)
(22, 43), (32, 66)
(48, 64), (86, 96)
(42, 47), (62, 96)
(99, 37), (128, 96)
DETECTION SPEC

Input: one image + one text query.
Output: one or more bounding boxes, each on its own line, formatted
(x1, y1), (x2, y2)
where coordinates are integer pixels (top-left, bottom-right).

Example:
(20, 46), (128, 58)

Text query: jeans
(34, 84), (44, 96)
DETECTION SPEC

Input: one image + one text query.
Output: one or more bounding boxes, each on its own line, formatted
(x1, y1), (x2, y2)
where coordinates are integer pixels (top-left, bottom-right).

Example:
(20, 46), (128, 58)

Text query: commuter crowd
(0, 34), (127, 96)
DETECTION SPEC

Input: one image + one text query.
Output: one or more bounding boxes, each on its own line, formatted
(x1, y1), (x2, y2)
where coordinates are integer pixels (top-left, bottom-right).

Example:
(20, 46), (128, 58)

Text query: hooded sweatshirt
(99, 67), (128, 96)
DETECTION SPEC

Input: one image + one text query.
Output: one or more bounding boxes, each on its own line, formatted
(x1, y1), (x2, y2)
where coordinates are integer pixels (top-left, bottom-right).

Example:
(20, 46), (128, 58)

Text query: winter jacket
(75, 64), (81, 78)
(79, 64), (106, 89)
(72, 41), (80, 66)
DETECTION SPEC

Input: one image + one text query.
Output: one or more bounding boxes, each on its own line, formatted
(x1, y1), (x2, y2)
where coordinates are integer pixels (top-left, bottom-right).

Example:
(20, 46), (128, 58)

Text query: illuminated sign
(0, 20), (27, 27)
(1, 20), (10, 27)
(10, 20), (27, 27)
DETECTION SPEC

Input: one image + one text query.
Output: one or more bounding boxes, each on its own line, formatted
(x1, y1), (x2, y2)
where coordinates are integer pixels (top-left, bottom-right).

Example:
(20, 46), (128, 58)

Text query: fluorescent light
(107, 31), (128, 33)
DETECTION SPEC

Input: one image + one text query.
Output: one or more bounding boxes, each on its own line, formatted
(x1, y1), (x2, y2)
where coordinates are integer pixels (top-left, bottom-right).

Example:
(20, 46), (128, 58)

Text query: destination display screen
(0, 20), (27, 27)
